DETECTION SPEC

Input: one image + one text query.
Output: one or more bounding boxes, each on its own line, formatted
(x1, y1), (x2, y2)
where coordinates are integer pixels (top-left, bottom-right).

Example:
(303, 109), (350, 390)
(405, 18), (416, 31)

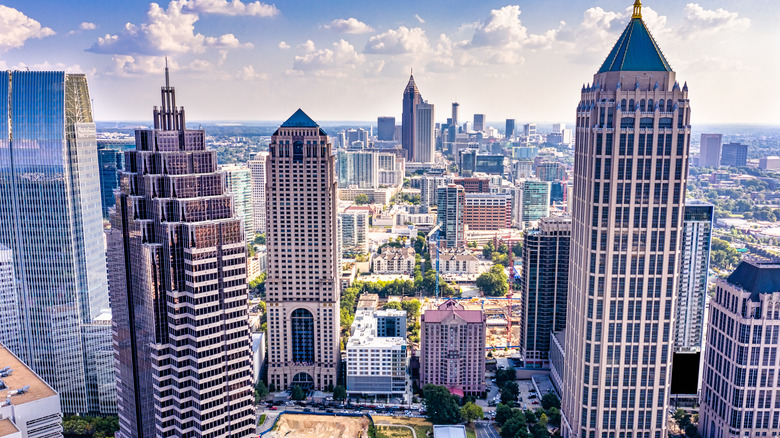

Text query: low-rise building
(439, 251), (479, 275)
(373, 247), (415, 275)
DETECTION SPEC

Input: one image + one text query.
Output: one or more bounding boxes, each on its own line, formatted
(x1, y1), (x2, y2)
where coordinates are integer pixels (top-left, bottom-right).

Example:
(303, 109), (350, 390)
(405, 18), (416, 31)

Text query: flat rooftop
(0, 345), (57, 405)
(0, 418), (18, 437)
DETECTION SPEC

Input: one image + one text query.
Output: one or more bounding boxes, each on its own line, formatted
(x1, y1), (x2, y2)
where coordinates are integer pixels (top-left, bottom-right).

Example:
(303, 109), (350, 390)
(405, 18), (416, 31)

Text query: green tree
(674, 409), (692, 429)
(354, 194), (370, 205)
(383, 301), (402, 311)
(495, 367), (516, 388)
(482, 241), (496, 258)
(495, 403), (515, 426)
(531, 423), (550, 438)
(401, 299), (421, 321)
(501, 412), (530, 438)
(541, 392), (560, 410)
(255, 380), (269, 402)
(333, 385), (347, 401)
(460, 402), (484, 423)
(62, 417), (94, 435)
(500, 381), (520, 405)
(291, 385), (306, 400)
(254, 233), (266, 245)
(538, 413), (548, 427)
(476, 265), (509, 296)
(685, 425), (701, 438)
(247, 243), (256, 258)
(545, 407), (561, 426)
(94, 416), (119, 437)
(422, 384), (462, 424)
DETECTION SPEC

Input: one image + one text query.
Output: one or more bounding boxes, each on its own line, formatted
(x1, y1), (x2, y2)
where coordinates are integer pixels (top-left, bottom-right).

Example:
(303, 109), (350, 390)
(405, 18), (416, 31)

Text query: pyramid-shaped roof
(598, 17), (672, 73)
(281, 108), (319, 128)
(404, 73), (419, 95)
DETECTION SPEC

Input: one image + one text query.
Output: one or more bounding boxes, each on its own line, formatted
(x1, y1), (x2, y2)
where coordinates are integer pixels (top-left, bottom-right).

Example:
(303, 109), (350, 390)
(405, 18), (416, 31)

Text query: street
(475, 421), (500, 438)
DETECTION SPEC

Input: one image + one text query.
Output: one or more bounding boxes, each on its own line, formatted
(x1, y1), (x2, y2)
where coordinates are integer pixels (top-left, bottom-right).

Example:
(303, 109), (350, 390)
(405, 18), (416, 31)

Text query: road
(475, 421), (500, 438)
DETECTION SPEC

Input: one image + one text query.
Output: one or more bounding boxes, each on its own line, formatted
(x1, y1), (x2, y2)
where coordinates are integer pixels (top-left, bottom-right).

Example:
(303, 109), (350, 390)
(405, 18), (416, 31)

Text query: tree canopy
(476, 265), (509, 297)
(422, 384), (462, 424)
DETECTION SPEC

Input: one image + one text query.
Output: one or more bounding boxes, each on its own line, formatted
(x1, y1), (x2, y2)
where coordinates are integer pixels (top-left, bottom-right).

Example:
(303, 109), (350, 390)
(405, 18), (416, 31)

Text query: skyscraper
(338, 150), (378, 188)
(0, 71), (115, 415)
(415, 101), (435, 163)
(266, 109), (340, 391)
(0, 245), (21, 356)
(561, 2), (690, 437)
(506, 119), (517, 138)
(339, 210), (369, 255)
(451, 102), (459, 128)
(402, 73), (422, 161)
(517, 180), (551, 224)
(436, 184), (466, 249)
(699, 133), (722, 167)
(108, 70), (255, 437)
(521, 217), (571, 368)
(97, 147), (121, 219)
(377, 116), (396, 142)
(721, 142), (749, 167)
(249, 151), (268, 234)
(473, 114), (486, 132)
(223, 164), (255, 242)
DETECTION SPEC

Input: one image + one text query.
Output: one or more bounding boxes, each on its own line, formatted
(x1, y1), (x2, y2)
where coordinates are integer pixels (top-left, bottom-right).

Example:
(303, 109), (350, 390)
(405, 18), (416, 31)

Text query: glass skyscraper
(0, 71), (115, 414)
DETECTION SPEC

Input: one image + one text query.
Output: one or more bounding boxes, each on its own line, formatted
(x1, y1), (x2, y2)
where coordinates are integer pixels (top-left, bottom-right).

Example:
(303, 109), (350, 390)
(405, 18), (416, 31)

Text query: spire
(165, 56), (170, 89)
(153, 59), (185, 131)
(632, 0), (642, 19)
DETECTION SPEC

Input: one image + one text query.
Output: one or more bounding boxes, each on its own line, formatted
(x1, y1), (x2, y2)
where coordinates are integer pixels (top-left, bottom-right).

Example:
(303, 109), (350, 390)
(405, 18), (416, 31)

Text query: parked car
(269, 406), (278, 410)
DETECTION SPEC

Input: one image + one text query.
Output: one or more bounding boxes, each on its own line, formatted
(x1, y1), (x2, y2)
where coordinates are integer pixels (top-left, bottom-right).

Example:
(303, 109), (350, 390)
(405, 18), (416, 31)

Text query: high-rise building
(415, 101), (435, 163)
(436, 184), (466, 249)
(0, 71), (115, 415)
(452, 177), (490, 194)
(676, 200), (713, 352)
(223, 164), (255, 242)
(517, 180), (551, 224)
(97, 147), (121, 219)
(266, 109), (340, 391)
(249, 151), (268, 234)
(451, 102), (459, 128)
(338, 150), (379, 188)
(536, 162), (568, 182)
(420, 300), (486, 396)
(339, 210), (369, 255)
(475, 155), (505, 175)
(699, 133), (722, 168)
(521, 217), (571, 367)
(464, 193), (512, 231)
(721, 142), (748, 167)
(108, 70), (255, 438)
(699, 259), (780, 438)
(377, 116), (396, 141)
(560, 2), (690, 437)
(473, 114), (486, 132)
(523, 123), (537, 137)
(0, 245), (21, 356)
(420, 176), (447, 207)
(402, 73), (422, 161)
(506, 119), (517, 138)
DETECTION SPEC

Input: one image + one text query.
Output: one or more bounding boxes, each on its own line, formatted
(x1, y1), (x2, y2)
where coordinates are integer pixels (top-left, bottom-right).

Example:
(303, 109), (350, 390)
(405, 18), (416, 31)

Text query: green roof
(281, 108), (319, 128)
(598, 18), (672, 73)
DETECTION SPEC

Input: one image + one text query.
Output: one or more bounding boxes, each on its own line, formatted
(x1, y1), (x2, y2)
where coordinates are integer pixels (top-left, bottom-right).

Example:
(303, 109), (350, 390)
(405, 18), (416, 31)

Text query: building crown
(632, 0), (642, 19)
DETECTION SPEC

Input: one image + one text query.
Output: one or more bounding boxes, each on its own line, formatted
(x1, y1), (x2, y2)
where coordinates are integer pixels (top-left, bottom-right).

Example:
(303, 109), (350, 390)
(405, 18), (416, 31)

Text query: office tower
(420, 300), (486, 396)
(249, 151), (268, 234)
(676, 200), (713, 352)
(0, 245), (21, 355)
(523, 123), (537, 137)
(0, 344), (64, 437)
(402, 73), (422, 161)
(451, 102), (459, 128)
(506, 119), (517, 138)
(517, 180), (551, 224)
(475, 155), (505, 174)
(421, 176), (446, 207)
(343, 128), (370, 150)
(266, 109), (340, 391)
(464, 193), (512, 231)
(459, 149), (477, 175)
(536, 162), (568, 181)
(223, 164), (255, 242)
(453, 177), (490, 193)
(521, 217), (571, 367)
(414, 101), (435, 163)
(436, 184), (466, 249)
(0, 71), (115, 415)
(97, 147), (121, 219)
(560, 2), (690, 437)
(514, 160), (534, 180)
(699, 133), (722, 167)
(339, 210), (369, 255)
(699, 259), (780, 437)
(552, 123), (565, 133)
(338, 150), (379, 188)
(721, 142), (748, 167)
(473, 114), (486, 132)
(108, 70), (255, 438)
(377, 117), (396, 141)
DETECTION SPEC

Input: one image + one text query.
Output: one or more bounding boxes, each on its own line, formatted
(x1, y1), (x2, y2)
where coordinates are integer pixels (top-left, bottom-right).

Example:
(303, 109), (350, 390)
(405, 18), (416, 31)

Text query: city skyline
(0, 0), (774, 124)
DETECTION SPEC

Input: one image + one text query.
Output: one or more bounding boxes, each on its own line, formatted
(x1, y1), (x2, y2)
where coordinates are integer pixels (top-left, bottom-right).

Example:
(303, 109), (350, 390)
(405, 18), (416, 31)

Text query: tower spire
(165, 56), (170, 89)
(632, 0), (642, 19)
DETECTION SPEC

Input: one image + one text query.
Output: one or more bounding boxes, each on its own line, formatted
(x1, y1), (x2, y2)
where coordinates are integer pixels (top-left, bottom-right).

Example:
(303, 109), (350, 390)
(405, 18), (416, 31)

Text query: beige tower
(561, 1), (691, 437)
(266, 109), (340, 391)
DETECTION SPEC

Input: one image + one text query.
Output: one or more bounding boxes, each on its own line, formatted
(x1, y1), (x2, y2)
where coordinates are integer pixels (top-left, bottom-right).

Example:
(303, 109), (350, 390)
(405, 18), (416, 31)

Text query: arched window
(291, 372), (314, 390)
(659, 100), (665, 112)
(621, 99), (627, 110)
(629, 99), (635, 111)
(291, 308), (315, 364)
(640, 99), (646, 112)
(648, 99), (654, 111)
(667, 101), (673, 112)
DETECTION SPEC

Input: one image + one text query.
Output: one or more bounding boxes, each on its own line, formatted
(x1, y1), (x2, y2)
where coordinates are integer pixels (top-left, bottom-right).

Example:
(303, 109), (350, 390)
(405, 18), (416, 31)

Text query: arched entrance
(291, 372), (314, 390)
(291, 308), (314, 364)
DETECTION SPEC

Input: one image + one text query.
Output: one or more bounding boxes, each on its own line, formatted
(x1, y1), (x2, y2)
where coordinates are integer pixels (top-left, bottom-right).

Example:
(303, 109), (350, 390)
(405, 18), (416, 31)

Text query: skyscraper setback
(265, 109), (340, 391)
(108, 69), (255, 437)
(560, 1), (691, 436)
(0, 71), (115, 415)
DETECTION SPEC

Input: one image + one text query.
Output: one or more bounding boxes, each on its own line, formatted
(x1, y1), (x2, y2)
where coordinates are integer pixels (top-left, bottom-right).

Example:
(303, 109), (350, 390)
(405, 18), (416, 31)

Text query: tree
(538, 413), (548, 427)
(383, 301), (402, 311)
(401, 299), (421, 321)
(495, 403), (516, 426)
(531, 423), (549, 438)
(482, 241), (496, 258)
(674, 409), (692, 429)
(254, 233), (266, 245)
(291, 385), (306, 400)
(247, 243), (256, 258)
(500, 381), (520, 405)
(541, 392), (560, 410)
(545, 407), (561, 426)
(333, 385), (347, 401)
(501, 413), (531, 438)
(354, 194), (370, 205)
(422, 384), (462, 424)
(255, 380), (269, 400)
(476, 265), (509, 297)
(685, 425), (701, 438)
(495, 367), (516, 388)
(94, 416), (119, 437)
(460, 402), (484, 423)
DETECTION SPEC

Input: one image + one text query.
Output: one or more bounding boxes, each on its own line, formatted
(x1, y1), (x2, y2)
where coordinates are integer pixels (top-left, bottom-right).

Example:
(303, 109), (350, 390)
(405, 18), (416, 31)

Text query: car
(528, 394), (537, 399)
(269, 406), (278, 410)
(326, 409), (334, 413)
(303, 408), (312, 412)
(518, 397), (523, 402)
(532, 401), (540, 405)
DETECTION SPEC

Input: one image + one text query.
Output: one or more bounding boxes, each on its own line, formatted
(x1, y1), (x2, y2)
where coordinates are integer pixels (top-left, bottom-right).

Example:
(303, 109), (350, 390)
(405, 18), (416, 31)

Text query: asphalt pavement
(475, 421), (500, 438)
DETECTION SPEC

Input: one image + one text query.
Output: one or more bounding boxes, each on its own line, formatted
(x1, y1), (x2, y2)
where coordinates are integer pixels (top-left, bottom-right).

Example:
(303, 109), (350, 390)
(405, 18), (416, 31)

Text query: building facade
(439, 251), (479, 275)
(265, 109), (340, 391)
(402, 73), (422, 161)
(415, 101), (435, 163)
(0, 246), (21, 356)
(108, 71), (255, 438)
(561, 3), (690, 437)
(676, 200), (714, 352)
(436, 185), (466, 249)
(473, 114), (486, 132)
(464, 193), (512, 231)
(338, 151), (378, 188)
(517, 180), (551, 225)
(700, 259), (780, 438)
(721, 142), (748, 167)
(521, 217), (571, 367)
(536, 162), (568, 182)
(0, 71), (115, 415)
(249, 151), (268, 234)
(339, 210), (369, 255)
(372, 247), (415, 275)
(377, 117), (396, 142)
(699, 133), (722, 168)
(453, 177), (490, 193)
(506, 119), (517, 138)
(420, 300), (486, 396)
(223, 164), (255, 242)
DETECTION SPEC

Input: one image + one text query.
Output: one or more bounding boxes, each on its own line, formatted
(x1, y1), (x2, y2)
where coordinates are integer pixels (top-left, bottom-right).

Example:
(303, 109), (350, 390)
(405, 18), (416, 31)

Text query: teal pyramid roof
(598, 18), (671, 73)
(281, 108), (319, 128)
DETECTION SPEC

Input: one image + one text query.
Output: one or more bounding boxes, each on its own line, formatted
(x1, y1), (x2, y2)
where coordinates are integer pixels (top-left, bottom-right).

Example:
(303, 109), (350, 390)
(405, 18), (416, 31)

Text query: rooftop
(423, 299), (485, 324)
(348, 308), (407, 349)
(280, 108), (319, 128)
(433, 425), (467, 438)
(0, 344), (57, 406)
(598, 4), (672, 74)
(727, 258), (780, 300)
(0, 419), (18, 437)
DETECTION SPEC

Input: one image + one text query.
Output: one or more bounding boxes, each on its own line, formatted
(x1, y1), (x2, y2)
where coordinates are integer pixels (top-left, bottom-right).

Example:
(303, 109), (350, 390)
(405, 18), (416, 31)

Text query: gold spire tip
(632, 0), (642, 19)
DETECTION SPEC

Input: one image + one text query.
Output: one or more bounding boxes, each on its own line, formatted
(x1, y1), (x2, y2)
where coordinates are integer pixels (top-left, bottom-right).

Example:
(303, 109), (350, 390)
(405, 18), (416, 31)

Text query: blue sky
(0, 0), (777, 124)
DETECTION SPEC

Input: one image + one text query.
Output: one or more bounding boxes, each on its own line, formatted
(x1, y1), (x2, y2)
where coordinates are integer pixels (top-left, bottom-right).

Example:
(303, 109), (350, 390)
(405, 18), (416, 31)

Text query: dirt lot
(265, 414), (371, 438)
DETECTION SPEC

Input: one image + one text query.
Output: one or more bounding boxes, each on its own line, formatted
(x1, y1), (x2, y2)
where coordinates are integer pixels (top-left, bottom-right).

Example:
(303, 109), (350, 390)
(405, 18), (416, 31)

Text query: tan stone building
(373, 247), (415, 275)
(265, 109), (340, 391)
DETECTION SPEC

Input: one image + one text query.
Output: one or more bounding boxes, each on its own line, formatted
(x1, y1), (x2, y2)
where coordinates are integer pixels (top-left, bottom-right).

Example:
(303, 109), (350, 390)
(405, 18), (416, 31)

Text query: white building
(372, 247), (415, 275)
(0, 246), (21, 356)
(439, 251), (479, 275)
(339, 211), (369, 255)
(249, 152), (268, 234)
(414, 101), (435, 163)
(0, 344), (63, 438)
(223, 163), (255, 242)
(252, 333), (266, 385)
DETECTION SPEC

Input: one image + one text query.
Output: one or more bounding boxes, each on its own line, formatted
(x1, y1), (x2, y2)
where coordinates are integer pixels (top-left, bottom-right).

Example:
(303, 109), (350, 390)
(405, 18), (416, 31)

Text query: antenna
(165, 56), (170, 89)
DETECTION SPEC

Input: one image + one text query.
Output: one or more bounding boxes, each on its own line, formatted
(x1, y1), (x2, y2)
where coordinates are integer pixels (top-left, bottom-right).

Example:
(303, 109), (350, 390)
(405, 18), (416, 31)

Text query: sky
(0, 0), (777, 125)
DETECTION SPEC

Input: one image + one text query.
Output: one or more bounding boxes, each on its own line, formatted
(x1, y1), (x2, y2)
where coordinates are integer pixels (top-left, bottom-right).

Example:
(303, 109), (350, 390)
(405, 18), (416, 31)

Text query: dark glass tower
(108, 69), (255, 438)
(401, 72), (422, 161)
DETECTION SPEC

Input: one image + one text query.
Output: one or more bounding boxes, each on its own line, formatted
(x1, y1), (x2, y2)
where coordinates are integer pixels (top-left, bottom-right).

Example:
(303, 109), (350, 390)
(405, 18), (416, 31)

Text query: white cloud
(237, 64), (269, 80)
(108, 55), (171, 76)
(365, 26), (429, 55)
(88, 1), (251, 55)
(184, 0), (279, 17)
(324, 18), (373, 34)
(292, 39), (365, 77)
(0, 5), (55, 52)
(676, 3), (750, 38)
(414, 14), (425, 24)
(80, 22), (97, 30)
(278, 41), (290, 49)
(299, 40), (316, 52)
(468, 5), (563, 64)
